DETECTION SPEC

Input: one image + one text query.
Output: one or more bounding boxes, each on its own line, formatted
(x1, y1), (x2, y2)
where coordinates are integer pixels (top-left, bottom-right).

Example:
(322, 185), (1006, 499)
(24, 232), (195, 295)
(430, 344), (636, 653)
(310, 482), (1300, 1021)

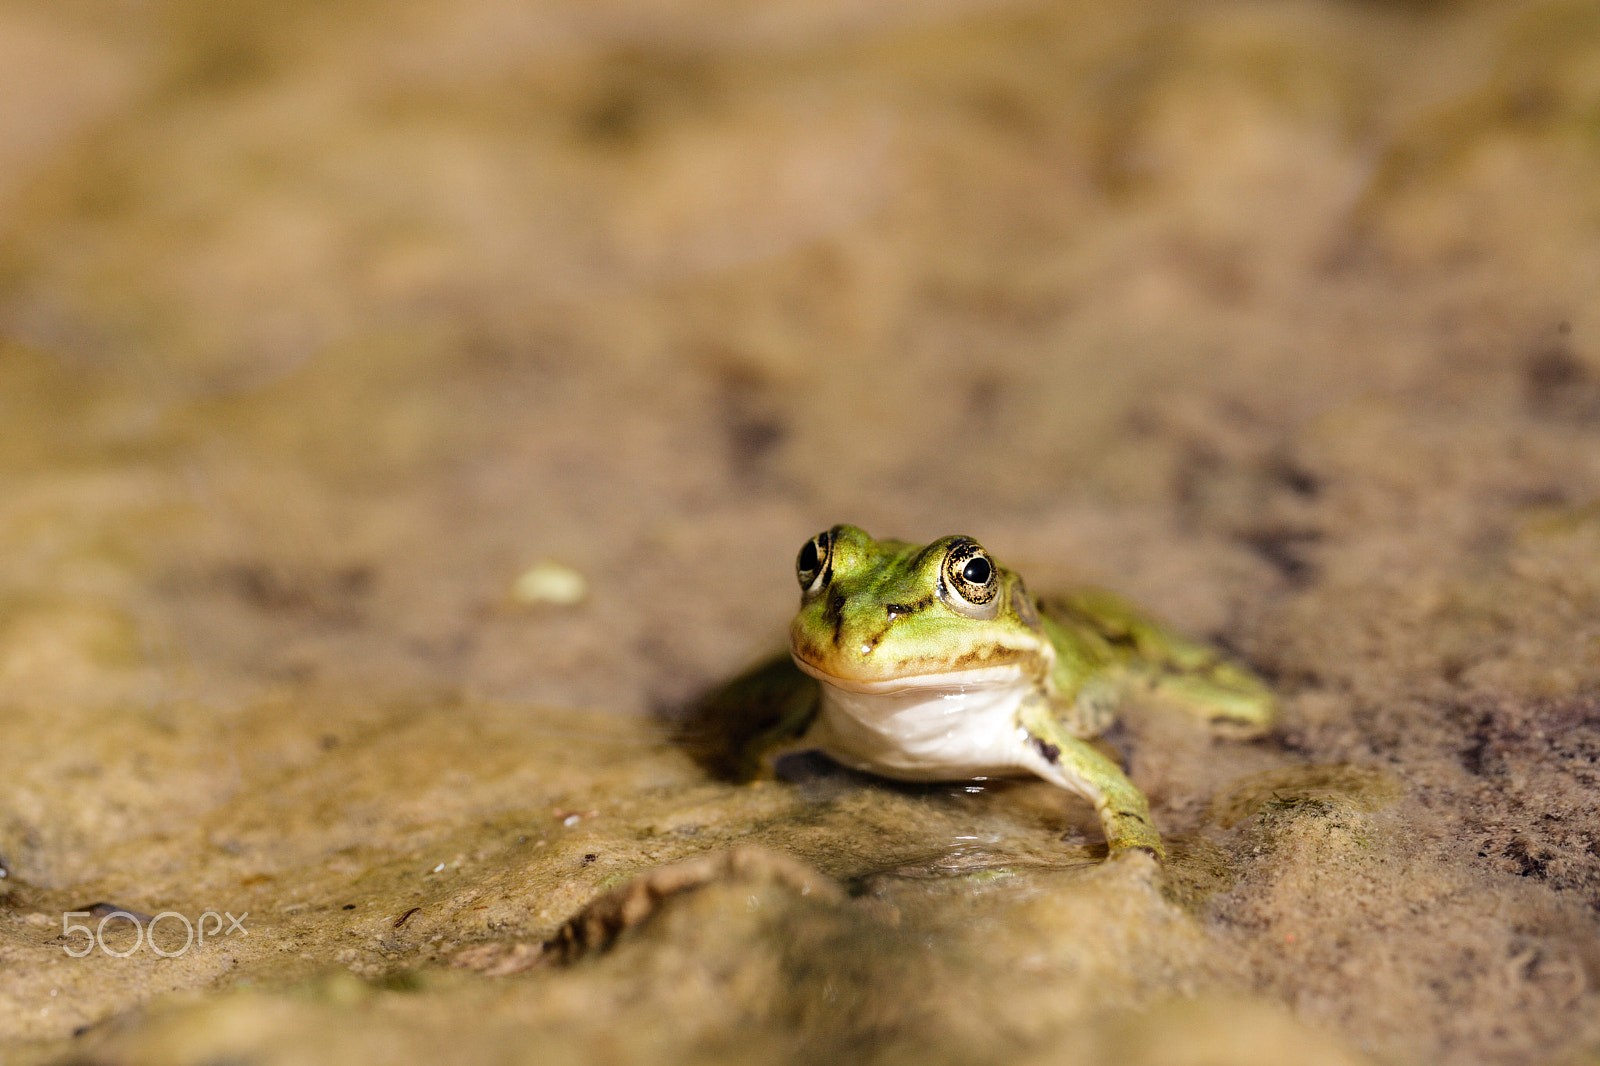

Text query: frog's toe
(1107, 840), (1165, 864)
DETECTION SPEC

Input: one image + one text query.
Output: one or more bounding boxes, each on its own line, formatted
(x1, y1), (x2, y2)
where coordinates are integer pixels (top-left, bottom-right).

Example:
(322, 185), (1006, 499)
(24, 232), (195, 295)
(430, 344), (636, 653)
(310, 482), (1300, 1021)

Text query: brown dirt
(2, 1), (1599, 1063)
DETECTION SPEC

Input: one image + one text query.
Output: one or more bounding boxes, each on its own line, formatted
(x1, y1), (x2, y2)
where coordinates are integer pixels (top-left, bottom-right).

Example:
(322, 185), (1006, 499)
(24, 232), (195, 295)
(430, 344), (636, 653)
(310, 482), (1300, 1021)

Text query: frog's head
(788, 525), (1053, 693)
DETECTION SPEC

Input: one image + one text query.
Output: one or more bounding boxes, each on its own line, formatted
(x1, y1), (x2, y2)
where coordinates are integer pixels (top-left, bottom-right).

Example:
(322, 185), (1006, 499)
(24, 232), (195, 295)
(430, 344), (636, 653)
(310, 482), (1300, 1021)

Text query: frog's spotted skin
(691, 525), (1277, 860)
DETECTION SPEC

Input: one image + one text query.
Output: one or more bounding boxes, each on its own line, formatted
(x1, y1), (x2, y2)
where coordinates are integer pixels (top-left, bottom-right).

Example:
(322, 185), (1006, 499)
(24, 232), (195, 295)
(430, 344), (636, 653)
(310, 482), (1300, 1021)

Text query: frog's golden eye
(941, 539), (999, 615)
(796, 530), (832, 593)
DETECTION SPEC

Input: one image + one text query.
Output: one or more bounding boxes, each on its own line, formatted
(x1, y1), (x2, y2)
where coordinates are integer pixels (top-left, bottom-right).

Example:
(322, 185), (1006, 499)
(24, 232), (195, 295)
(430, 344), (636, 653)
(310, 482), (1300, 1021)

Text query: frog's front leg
(676, 655), (821, 782)
(1017, 699), (1164, 859)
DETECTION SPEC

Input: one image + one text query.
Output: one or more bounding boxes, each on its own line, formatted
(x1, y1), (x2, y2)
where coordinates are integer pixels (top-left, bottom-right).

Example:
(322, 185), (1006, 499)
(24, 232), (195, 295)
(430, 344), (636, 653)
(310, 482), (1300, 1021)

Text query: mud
(2, 1), (1599, 1063)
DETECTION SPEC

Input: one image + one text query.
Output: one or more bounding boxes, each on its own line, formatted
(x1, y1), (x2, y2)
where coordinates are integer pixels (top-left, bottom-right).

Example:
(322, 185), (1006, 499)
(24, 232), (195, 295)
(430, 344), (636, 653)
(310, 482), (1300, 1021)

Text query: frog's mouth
(789, 651), (1028, 695)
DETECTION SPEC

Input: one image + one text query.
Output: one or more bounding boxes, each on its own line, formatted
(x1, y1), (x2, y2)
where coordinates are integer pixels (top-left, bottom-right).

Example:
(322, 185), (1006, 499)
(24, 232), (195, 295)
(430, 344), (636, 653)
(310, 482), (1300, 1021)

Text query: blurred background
(5, 0), (1594, 716)
(2, 0), (1599, 1060)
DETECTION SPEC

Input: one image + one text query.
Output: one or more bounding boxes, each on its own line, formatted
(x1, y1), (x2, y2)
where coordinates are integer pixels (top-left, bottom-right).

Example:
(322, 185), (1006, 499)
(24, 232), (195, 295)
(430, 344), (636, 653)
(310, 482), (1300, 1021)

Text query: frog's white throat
(798, 663), (1038, 783)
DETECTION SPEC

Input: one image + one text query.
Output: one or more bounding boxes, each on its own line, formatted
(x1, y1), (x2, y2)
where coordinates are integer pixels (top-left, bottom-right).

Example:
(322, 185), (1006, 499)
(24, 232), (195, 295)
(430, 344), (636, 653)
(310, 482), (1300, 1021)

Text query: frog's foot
(1105, 843), (1163, 877)
(1019, 705), (1165, 862)
(1107, 837), (1163, 862)
(1100, 807), (1165, 861)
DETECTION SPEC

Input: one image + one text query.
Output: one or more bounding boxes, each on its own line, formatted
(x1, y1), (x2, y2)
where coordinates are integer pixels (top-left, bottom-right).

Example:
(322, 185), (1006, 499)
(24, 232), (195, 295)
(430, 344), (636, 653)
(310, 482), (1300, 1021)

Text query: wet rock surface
(2, 1), (1600, 1063)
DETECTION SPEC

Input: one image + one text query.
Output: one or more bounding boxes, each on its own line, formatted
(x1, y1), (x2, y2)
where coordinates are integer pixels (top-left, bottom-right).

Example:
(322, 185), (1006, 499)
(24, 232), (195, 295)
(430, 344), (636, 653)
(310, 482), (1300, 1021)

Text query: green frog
(683, 525), (1277, 860)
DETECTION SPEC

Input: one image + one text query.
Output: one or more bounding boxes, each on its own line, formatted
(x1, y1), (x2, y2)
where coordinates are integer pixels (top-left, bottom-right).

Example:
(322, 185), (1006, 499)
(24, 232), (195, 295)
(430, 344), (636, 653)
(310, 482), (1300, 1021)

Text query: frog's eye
(796, 531), (832, 593)
(941, 539), (999, 615)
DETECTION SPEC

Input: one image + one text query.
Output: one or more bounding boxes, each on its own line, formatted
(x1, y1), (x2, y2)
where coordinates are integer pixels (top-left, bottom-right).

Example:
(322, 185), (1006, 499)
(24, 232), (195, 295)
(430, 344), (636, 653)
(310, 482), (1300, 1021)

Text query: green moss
(1211, 765), (1401, 830)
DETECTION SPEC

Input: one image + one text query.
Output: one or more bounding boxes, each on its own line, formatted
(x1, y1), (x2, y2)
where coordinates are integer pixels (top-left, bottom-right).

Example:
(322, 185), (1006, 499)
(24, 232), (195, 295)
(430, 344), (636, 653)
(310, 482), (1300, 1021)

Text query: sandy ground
(1, 0), (1599, 1063)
